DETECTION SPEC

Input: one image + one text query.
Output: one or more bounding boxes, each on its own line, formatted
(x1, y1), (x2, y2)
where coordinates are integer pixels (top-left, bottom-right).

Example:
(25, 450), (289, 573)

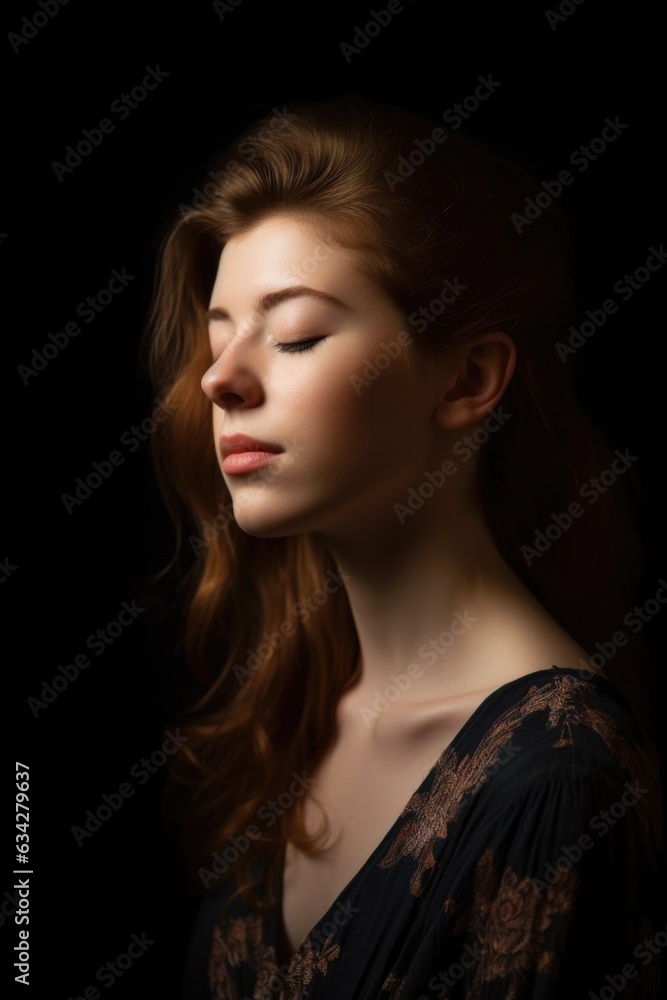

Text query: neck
(319, 499), (562, 708)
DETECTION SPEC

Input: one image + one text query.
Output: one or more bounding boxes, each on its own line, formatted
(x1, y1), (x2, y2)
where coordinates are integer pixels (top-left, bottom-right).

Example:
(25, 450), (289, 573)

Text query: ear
(433, 332), (516, 431)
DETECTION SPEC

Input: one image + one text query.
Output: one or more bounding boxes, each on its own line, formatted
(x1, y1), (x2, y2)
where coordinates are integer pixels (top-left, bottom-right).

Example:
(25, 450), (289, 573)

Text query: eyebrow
(205, 285), (349, 322)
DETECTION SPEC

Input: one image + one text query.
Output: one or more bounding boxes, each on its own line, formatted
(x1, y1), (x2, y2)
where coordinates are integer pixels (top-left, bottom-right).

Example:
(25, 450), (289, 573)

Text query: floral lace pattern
(198, 669), (665, 1000)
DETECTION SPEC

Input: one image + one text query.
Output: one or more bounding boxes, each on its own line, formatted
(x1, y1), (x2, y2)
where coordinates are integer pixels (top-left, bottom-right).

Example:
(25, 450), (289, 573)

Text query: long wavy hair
(143, 96), (647, 915)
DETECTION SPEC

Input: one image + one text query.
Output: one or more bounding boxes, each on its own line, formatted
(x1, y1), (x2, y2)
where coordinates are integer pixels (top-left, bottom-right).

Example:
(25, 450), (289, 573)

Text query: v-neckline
(276, 664), (598, 963)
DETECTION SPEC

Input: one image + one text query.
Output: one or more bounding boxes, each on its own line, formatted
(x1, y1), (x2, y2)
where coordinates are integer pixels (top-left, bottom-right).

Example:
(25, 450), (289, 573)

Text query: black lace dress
(182, 666), (666, 999)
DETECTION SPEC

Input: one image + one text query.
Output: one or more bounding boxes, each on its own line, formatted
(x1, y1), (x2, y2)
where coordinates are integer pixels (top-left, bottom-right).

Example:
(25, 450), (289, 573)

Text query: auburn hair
(143, 97), (647, 916)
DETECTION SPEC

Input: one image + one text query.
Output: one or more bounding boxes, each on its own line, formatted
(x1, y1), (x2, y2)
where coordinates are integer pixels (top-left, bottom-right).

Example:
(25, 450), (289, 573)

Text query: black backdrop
(4, 2), (665, 997)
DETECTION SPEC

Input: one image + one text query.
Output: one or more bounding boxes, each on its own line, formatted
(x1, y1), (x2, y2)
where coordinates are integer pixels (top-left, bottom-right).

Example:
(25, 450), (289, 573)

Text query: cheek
(349, 355), (416, 436)
(302, 358), (414, 467)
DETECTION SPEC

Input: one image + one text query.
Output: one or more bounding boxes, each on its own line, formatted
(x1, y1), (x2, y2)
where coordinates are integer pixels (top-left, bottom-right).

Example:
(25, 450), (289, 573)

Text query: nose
(200, 337), (264, 410)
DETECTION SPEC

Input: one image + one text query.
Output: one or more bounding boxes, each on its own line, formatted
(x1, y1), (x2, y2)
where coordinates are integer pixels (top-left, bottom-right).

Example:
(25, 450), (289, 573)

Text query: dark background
(4, 2), (664, 997)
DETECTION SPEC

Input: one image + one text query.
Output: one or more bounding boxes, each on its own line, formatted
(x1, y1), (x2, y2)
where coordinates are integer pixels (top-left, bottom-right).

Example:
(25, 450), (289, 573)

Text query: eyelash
(271, 337), (325, 354)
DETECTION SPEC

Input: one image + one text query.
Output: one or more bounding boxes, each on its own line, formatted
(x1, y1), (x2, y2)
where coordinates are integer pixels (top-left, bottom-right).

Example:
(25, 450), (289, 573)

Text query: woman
(145, 97), (664, 998)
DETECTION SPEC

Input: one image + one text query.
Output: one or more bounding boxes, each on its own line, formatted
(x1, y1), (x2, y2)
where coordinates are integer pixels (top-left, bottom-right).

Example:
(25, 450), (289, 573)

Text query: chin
(231, 502), (308, 540)
(236, 522), (293, 539)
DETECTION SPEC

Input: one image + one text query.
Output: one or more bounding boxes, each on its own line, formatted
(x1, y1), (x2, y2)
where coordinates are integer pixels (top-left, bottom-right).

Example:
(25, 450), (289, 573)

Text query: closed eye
(271, 337), (326, 354)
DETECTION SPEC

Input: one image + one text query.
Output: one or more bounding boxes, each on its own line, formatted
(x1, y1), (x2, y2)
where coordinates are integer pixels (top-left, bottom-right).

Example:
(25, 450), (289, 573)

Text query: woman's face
(202, 214), (448, 540)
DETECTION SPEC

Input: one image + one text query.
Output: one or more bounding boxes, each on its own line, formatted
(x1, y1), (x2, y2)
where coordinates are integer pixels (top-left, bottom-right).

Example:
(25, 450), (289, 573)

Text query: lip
(220, 434), (284, 458)
(220, 434), (284, 476)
